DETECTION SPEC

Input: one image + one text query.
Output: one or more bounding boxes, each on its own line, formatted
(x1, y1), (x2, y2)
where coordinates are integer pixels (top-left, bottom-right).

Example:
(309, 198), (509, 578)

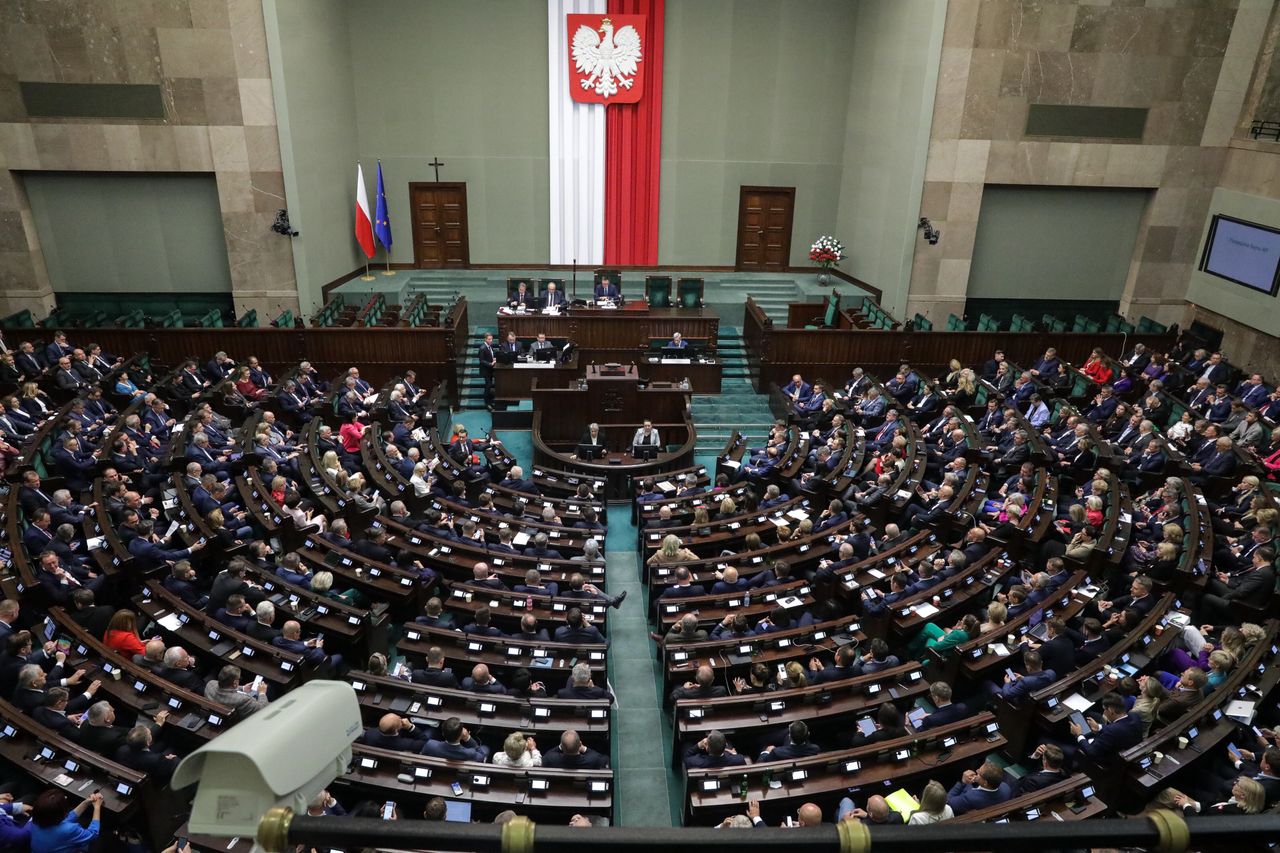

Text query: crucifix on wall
(428, 157), (445, 182)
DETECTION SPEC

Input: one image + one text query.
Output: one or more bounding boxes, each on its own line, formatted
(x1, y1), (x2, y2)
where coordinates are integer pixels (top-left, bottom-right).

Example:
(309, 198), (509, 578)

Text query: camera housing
(172, 682), (361, 837)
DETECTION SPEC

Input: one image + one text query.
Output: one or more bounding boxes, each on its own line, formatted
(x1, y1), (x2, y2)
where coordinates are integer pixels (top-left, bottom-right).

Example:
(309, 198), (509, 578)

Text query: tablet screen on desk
(444, 800), (472, 823)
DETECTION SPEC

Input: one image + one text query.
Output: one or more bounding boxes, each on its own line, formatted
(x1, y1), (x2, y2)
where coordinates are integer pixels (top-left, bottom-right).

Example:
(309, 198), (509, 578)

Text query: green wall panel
(24, 172), (232, 295)
(968, 186), (1151, 303)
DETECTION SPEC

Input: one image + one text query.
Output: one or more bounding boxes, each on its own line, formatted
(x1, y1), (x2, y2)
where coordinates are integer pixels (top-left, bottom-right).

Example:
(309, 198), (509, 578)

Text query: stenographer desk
(531, 365), (695, 498)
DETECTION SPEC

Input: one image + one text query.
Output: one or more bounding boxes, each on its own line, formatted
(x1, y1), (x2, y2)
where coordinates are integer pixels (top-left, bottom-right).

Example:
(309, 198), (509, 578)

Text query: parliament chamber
(5, 0), (1280, 850)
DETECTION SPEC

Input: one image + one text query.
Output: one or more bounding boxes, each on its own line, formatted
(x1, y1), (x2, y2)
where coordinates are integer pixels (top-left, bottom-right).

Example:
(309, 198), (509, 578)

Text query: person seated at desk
(509, 281), (535, 310)
(578, 422), (606, 458)
(529, 332), (555, 356)
(594, 276), (620, 301)
(501, 331), (523, 357)
(632, 420), (661, 454)
(542, 282), (565, 310)
(667, 331), (688, 349)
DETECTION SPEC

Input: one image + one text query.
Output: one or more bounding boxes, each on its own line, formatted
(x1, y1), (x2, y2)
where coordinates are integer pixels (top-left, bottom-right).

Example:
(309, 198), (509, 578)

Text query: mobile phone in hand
(381, 801), (395, 820)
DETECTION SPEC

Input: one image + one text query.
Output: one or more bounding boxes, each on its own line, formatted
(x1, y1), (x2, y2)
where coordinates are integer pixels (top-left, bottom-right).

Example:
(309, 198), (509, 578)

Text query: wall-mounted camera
(918, 217), (940, 246)
(271, 209), (299, 237)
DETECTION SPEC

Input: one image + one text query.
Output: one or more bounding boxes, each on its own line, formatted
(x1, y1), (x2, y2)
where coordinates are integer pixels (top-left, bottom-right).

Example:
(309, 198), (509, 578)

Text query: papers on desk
(1062, 692), (1094, 713)
(657, 481), (676, 492)
(1225, 699), (1257, 724)
(1194, 493), (1207, 506)
(768, 516), (791, 527)
(913, 602), (940, 619)
(362, 393), (379, 406)
(513, 361), (554, 369)
(721, 459), (741, 468)
(661, 358), (692, 364)
(157, 612), (184, 632)
(776, 596), (804, 609)
(989, 643), (1012, 657)
(1120, 512), (1132, 524)
(786, 509), (809, 521)
(85, 537), (105, 551)
(866, 568), (886, 579)
(896, 489), (913, 500)
(512, 532), (531, 547)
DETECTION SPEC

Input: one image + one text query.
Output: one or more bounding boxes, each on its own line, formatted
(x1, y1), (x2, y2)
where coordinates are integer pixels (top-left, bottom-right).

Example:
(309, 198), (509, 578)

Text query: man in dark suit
(807, 645), (861, 685)
(541, 282), (565, 309)
(32, 688), (85, 740)
(758, 720), (820, 762)
(668, 665), (727, 704)
(77, 701), (131, 756)
(1019, 744), (1070, 794)
(272, 620), (342, 673)
(461, 607), (504, 638)
(478, 332), (497, 409)
(114, 725), (180, 783)
(542, 729), (608, 769)
(947, 761), (1014, 815)
(498, 465), (539, 495)
(1073, 618), (1111, 665)
(994, 648), (1056, 702)
(594, 276), (620, 300)
(421, 717), (490, 761)
(1026, 618), (1075, 679)
(1073, 693), (1144, 762)
(511, 614), (550, 643)
(917, 681), (968, 731)
(683, 730), (747, 769)
(410, 647), (459, 688)
(1196, 352), (1230, 386)
(67, 589), (115, 639)
(15, 341), (45, 378)
(509, 281), (534, 310)
(553, 609), (606, 645)
(360, 713), (429, 752)
(556, 663), (612, 701)
(658, 567), (706, 600)
(1201, 546), (1276, 624)
(460, 663), (505, 694)
(128, 519), (204, 573)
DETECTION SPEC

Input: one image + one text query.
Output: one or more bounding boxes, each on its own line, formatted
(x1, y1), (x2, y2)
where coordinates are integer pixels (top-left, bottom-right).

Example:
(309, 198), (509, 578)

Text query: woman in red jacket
(103, 609), (146, 658)
(1081, 348), (1114, 385)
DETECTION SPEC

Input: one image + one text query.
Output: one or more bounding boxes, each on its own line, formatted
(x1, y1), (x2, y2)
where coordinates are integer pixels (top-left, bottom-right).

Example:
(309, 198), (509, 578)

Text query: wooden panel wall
(39, 299), (469, 394)
(743, 298), (1176, 391)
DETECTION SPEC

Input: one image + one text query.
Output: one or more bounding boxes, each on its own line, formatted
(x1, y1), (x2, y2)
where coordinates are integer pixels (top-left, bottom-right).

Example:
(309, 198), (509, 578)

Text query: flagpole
(361, 260), (373, 281)
(382, 249), (394, 275)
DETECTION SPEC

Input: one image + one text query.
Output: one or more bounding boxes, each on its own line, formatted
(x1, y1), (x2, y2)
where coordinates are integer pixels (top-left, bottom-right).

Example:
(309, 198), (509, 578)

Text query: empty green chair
(677, 278), (704, 308)
(237, 309), (258, 328)
(645, 276), (672, 308)
(157, 308), (183, 328)
(115, 309), (144, 328)
(946, 314), (965, 331)
(2, 309), (34, 328)
(914, 314), (933, 331)
(804, 290), (841, 329)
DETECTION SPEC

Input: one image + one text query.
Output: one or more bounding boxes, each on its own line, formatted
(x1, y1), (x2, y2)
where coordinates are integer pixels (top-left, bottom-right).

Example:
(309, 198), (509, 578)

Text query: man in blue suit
(947, 761), (1013, 815)
(554, 609), (606, 645)
(543, 729), (609, 769)
(994, 649), (1056, 702)
(683, 730), (748, 769)
(658, 567), (706, 599)
(782, 374), (812, 405)
(1030, 347), (1060, 377)
(1238, 374), (1268, 408)
(272, 620), (342, 673)
(127, 520), (205, 571)
(421, 717), (490, 761)
(807, 645), (860, 685)
(758, 720), (820, 762)
(595, 276), (620, 300)
(1073, 693), (1144, 762)
(361, 713), (430, 752)
(917, 682), (968, 731)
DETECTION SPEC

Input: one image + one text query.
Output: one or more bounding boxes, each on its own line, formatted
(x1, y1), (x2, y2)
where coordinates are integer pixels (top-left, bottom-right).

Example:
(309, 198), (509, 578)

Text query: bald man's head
(797, 803), (823, 826)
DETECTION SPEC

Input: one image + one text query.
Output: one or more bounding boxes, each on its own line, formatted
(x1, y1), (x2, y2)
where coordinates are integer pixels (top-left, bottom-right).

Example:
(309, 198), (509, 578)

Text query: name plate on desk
(660, 358), (692, 364)
(514, 362), (556, 369)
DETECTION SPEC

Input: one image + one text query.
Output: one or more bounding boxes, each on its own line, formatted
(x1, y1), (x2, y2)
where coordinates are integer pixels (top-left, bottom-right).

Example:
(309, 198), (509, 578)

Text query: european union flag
(374, 161), (393, 251)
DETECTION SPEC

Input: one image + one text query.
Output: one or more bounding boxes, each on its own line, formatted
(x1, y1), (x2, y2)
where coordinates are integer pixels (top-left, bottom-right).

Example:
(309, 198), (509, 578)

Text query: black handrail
(254, 810), (1280, 852)
(1250, 119), (1280, 141)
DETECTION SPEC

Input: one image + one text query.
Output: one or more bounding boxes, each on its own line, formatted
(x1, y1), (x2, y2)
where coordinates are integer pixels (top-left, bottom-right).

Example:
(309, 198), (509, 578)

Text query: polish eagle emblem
(571, 16), (643, 102)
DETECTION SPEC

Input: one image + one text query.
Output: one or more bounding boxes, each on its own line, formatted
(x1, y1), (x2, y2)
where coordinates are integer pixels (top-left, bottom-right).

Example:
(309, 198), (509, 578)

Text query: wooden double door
(409, 182), (469, 268)
(735, 186), (795, 270)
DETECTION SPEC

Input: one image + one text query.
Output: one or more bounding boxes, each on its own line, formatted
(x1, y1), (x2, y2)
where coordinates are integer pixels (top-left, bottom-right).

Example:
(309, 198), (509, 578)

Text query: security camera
(271, 209), (299, 238)
(918, 217), (941, 246)
(172, 682), (361, 838)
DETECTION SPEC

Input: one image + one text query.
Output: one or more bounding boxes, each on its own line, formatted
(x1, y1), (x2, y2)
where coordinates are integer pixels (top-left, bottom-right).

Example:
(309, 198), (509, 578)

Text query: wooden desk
(497, 304), (718, 366)
(494, 352), (581, 400)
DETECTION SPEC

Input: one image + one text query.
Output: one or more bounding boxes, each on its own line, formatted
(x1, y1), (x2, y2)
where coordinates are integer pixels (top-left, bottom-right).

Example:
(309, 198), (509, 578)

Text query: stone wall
(907, 0), (1274, 329)
(0, 0), (296, 319)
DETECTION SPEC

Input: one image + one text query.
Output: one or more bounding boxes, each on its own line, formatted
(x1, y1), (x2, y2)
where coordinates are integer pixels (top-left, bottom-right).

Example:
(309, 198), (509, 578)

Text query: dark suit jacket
(410, 667), (459, 689)
(543, 745), (608, 769)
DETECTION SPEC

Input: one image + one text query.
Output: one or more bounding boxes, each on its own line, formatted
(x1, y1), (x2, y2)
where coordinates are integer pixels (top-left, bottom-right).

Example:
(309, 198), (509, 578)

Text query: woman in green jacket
(906, 613), (980, 662)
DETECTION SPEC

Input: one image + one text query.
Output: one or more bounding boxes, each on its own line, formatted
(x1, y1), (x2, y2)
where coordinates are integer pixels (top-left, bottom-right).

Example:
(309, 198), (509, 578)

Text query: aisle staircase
(457, 326), (495, 410)
(691, 327), (775, 454)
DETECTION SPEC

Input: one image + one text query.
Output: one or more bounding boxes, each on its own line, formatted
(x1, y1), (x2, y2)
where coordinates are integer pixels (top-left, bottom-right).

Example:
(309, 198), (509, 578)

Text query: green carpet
(605, 506), (681, 826)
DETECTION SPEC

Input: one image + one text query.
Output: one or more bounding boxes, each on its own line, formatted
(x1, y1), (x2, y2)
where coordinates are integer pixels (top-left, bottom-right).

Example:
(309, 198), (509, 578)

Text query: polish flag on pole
(354, 163), (375, 258)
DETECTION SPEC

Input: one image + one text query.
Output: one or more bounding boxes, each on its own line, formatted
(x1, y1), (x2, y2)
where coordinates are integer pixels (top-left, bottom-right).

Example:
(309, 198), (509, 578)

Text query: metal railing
(1249, 119), (1280, 141)
(255, 808), (1280, 853)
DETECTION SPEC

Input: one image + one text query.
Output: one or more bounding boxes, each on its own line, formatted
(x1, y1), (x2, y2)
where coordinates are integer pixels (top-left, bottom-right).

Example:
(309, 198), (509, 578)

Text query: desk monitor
(578, 444), (606, 461)
(532, 347), (558, 362)
(494, 349), (518, 365)
(632, 444), (660, 461)
(660, 346), (686, 358)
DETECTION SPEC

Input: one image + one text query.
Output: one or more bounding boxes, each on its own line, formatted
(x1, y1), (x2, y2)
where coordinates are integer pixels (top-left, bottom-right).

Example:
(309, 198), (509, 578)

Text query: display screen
(1200, 215), (1280, 295)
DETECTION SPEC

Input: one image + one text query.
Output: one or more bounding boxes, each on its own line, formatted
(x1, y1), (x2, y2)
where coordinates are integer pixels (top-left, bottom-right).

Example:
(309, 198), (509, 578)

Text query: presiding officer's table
(497, 303), (721, 392)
